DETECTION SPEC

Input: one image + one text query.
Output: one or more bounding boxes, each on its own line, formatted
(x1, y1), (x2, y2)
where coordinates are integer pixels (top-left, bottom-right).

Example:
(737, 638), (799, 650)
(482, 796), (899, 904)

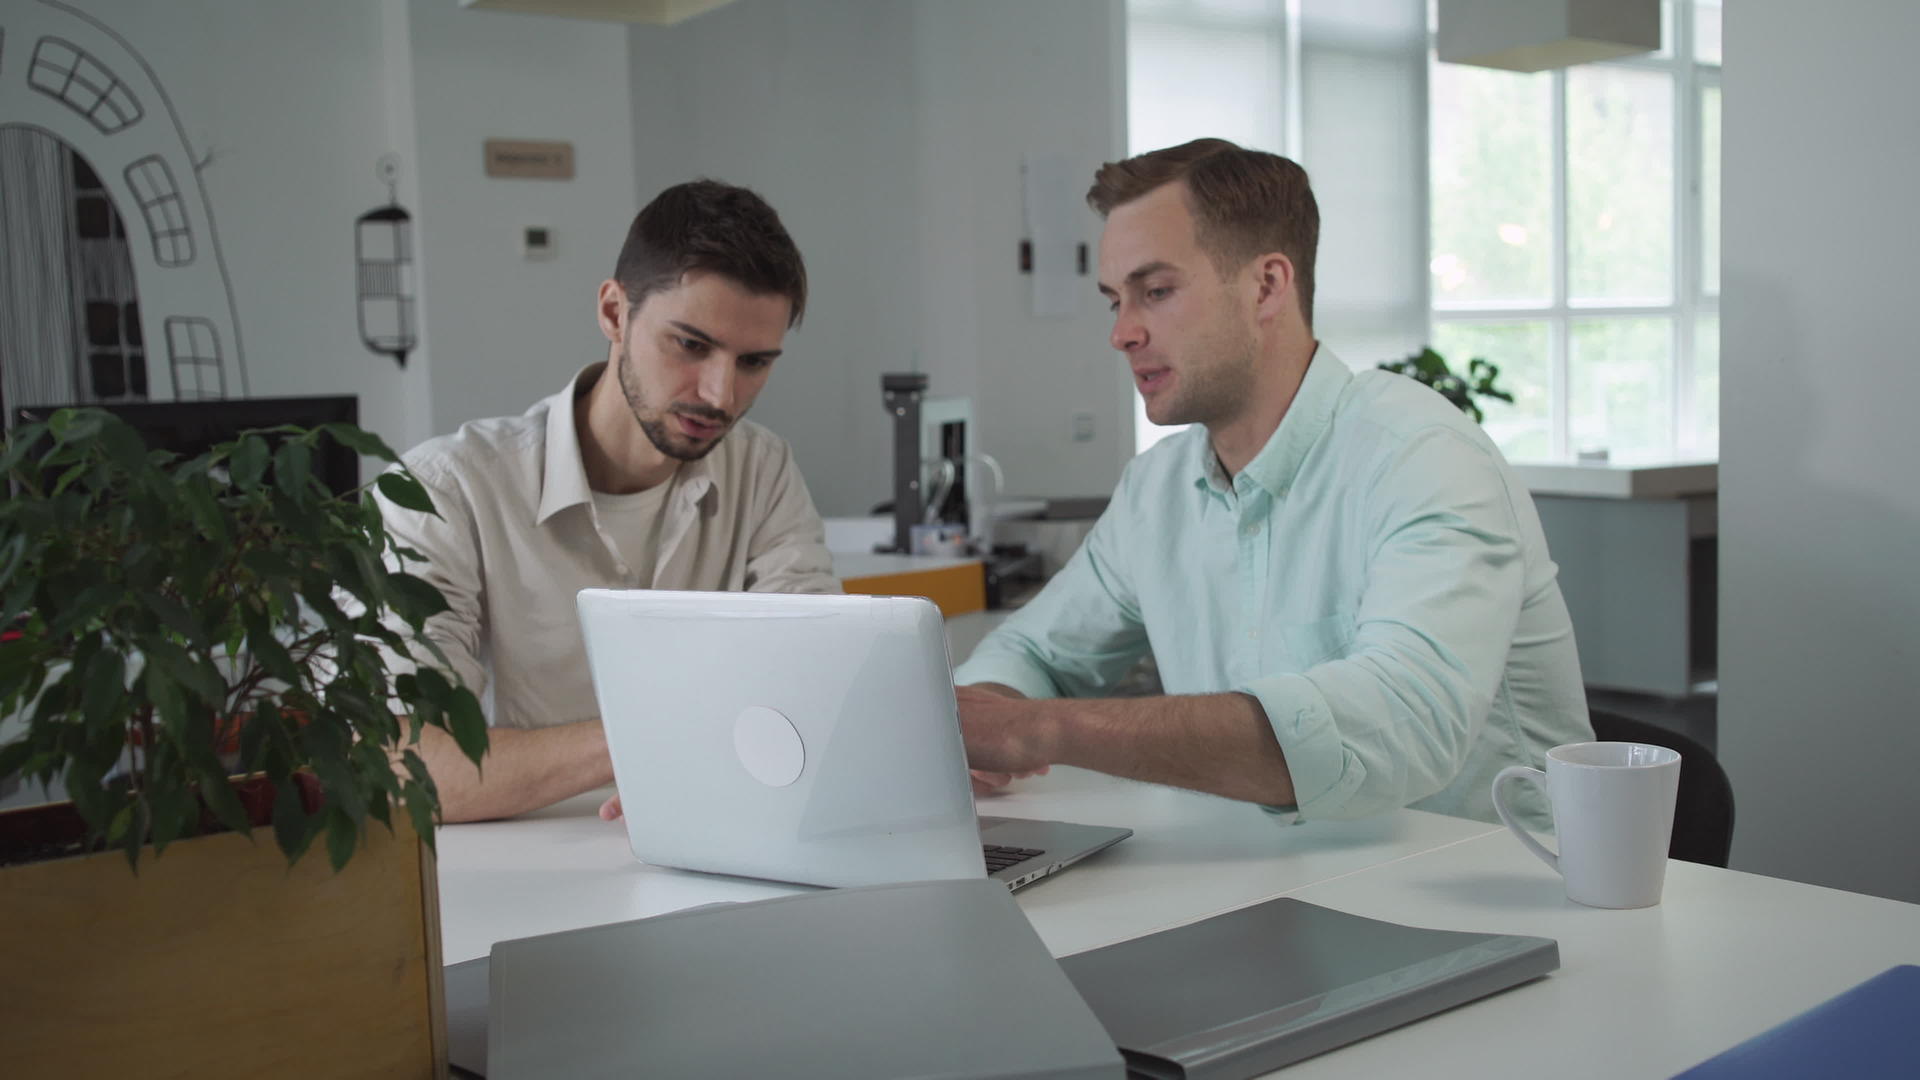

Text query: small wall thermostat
(523, 225), (555, 260)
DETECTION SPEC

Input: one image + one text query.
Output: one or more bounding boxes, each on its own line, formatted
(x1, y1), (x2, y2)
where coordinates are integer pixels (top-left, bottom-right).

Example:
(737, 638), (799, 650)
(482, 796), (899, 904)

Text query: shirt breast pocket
(1273, 611), (1356, 672)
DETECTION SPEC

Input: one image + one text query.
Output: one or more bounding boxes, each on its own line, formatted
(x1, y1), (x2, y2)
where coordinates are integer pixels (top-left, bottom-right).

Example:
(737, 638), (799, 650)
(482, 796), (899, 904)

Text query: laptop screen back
(576, 589), (985, 888)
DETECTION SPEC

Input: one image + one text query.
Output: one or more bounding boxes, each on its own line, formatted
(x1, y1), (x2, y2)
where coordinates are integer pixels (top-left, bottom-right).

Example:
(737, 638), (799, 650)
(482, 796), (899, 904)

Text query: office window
(1126, 0), (1289, 454)
(1430, 0), (1720, 462)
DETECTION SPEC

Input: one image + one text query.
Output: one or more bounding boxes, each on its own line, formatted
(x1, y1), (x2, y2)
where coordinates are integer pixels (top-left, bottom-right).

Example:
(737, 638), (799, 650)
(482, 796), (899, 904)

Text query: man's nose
(696, 361), (736, 414)
(1110, 306), (1147, 353)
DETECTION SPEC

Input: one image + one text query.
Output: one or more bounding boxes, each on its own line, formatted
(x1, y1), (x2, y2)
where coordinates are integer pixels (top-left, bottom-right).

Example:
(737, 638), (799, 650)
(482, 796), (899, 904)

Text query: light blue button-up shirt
(955, 348), (1590, 833)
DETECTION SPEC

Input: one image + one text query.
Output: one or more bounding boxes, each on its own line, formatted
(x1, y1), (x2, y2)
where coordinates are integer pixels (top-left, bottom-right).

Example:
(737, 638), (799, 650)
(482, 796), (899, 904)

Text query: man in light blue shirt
(953, 139), (1590, 833)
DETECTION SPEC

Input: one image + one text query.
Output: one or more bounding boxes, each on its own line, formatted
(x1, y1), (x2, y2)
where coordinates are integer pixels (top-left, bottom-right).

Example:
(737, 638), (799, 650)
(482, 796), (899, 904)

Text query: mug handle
(1491, 766), (1559, 873)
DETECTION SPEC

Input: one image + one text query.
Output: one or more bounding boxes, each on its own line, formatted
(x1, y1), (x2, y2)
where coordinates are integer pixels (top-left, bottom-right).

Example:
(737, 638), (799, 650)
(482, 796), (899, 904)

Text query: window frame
(1429, 0), (1721, 462)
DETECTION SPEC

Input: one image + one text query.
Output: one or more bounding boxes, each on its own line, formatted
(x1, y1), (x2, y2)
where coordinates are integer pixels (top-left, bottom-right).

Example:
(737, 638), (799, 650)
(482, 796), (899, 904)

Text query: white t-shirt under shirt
(589, 482), (674, 587)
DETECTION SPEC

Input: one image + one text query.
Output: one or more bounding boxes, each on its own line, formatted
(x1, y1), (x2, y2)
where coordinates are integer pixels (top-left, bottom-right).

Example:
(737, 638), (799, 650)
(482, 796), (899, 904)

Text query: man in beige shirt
(375, 180), (840, 823)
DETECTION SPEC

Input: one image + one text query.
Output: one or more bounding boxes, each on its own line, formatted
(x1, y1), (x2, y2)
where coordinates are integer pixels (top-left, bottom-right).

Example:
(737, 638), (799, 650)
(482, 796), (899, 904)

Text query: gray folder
(1057, 897), (1559, 1080)
(485, 878), (1123, 1079)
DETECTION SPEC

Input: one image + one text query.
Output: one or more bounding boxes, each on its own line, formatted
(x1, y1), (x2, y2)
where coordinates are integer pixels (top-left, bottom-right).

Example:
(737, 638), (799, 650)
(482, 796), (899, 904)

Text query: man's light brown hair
(1087, 138), (1319, 327)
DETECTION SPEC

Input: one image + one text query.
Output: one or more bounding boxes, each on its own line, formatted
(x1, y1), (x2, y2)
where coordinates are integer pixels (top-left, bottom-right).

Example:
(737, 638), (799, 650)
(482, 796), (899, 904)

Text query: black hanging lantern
(356, 155), (416, 368)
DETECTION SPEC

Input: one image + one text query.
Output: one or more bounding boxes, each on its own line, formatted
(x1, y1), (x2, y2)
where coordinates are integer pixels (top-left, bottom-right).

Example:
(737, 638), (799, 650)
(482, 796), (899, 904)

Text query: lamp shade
(1436, 0), (1660, 73)
(458, 0), (736, 24)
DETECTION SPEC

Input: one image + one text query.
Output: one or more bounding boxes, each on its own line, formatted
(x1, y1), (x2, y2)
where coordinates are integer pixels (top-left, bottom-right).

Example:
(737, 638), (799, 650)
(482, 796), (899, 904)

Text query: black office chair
(1585, 707), (1735, 868)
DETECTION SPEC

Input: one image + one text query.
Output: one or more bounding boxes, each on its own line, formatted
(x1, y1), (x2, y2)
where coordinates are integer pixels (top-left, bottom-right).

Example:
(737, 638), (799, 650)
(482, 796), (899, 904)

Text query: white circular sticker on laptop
(733, 706), (805, 787)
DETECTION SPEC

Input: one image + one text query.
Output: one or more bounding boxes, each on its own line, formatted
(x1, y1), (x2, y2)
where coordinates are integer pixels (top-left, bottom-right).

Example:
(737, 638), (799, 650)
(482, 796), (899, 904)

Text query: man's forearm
(412, 720), (615, 823)
(1039, 693), (1295, 805)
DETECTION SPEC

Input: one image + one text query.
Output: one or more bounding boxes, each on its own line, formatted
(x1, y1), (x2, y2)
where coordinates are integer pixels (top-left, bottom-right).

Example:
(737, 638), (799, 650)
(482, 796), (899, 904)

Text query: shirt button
(1242, 522), (1259, 537)
(615, 563), (631, 575)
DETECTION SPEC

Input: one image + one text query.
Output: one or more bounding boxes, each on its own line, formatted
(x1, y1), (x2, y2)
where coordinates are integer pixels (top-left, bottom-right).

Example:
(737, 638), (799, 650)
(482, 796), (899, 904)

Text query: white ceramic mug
(1491, 741), (1682, 909)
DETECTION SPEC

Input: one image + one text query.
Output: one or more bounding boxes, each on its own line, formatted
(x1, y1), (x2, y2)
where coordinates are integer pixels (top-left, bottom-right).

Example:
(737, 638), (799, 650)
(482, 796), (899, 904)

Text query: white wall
(404, 0), (636, 439)
(628, 0), (1128, 517)
(910, 0), (1132, 509)
(1718, 0), (1920, 902)
(628, 0), (923, 519)
(8, 1), (420, 449)
(2, 1), (635, 456)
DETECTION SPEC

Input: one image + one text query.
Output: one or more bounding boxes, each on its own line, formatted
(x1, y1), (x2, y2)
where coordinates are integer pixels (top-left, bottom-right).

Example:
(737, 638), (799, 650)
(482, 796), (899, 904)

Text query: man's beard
(617, 344), (733, 462)
(1155, 315), (1259, 429)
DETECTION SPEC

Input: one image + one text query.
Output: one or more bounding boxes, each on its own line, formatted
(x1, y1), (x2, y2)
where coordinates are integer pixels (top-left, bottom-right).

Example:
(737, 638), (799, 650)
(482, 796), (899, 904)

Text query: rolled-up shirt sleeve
(953, 479), (1150, 699)
(371, 462), (490, 700)
(1240, 427), (1526, 821)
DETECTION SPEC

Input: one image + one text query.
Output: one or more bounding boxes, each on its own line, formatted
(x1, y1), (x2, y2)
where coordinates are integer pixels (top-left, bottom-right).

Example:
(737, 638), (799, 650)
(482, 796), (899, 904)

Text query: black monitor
(10, 395), (362, 496)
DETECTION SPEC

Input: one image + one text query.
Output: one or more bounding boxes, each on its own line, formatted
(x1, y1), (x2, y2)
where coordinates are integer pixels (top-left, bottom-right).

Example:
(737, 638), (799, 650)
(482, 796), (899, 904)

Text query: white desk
(435, 767), (1497, 965)
(436, 769), (1920, 1077)
(1278, 830), (1920, 1078)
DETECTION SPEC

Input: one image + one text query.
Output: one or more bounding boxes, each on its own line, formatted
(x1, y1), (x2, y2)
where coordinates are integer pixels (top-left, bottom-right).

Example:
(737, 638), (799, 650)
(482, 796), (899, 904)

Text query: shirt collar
(533, 362), (719, 526)
(1192, 344), (1351, 499)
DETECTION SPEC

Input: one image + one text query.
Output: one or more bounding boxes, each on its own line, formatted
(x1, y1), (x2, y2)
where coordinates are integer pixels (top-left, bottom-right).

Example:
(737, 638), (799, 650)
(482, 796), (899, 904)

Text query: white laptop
(575, 589), (1132, 891)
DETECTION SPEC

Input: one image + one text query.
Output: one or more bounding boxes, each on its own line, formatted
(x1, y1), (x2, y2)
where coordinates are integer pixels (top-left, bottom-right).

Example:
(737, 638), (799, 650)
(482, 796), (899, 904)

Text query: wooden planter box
(0, 813), (447, 1079)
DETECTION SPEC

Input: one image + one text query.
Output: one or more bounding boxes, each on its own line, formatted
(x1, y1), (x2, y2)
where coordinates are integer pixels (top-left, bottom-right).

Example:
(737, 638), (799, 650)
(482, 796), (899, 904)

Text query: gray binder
(1057, 897), (1559, 1080)
(486, 878), (1123, 1079)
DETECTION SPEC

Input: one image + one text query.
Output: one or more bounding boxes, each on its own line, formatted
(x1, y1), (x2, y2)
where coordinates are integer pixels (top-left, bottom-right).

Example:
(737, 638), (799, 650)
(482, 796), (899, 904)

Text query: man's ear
(1251, 253), (1297, 326)
(597, 280), (628, 345)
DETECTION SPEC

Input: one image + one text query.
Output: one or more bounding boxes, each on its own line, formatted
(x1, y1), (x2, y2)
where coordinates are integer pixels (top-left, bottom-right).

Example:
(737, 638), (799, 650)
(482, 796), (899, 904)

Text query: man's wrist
(1030, 698), (1080, 768)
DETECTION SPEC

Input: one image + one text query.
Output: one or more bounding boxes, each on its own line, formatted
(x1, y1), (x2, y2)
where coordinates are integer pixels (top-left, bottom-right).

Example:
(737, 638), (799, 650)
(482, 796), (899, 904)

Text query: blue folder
(1673, 965), (1920, 1079)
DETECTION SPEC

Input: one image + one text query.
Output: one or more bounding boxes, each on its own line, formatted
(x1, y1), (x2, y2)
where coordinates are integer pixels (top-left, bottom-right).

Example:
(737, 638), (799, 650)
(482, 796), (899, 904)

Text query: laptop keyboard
(983, 844), (1045, 874)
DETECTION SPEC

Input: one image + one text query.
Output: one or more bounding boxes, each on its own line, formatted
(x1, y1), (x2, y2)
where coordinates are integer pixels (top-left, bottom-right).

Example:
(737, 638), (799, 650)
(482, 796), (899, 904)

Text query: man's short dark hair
(1087, 138), (1319, 327)
(613, 179), (808, 326)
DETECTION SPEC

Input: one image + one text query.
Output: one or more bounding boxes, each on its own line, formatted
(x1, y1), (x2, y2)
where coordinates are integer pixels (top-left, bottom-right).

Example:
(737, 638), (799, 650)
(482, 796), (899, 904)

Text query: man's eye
(677, 337), (708, 355)
(1146, 286), (1172, 301)
(741, 356), (773, 371)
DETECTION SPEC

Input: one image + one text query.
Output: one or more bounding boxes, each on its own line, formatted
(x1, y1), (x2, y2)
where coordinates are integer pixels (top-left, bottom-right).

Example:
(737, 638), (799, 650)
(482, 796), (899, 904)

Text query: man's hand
(599, 792), (623, 821)
(956, 683), (1055, 796)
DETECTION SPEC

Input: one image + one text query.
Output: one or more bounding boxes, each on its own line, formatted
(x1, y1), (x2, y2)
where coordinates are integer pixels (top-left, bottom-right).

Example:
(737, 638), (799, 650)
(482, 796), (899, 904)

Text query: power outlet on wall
(1071, 411), (1096, 443)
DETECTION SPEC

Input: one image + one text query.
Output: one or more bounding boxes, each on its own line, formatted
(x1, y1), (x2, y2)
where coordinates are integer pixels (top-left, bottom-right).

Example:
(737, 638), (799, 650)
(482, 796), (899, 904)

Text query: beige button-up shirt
(374, 363), (840, 730)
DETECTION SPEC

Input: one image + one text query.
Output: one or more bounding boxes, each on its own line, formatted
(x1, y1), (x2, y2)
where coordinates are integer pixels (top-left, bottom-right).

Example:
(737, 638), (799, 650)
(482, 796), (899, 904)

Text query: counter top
(1510, 460), (1717, 499)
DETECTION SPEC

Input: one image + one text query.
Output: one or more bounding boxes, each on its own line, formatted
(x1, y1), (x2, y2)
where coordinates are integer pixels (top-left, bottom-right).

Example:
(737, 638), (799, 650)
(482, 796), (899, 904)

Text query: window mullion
(1673, 0), (1696, 458)
(1551, 65), (1570, 460)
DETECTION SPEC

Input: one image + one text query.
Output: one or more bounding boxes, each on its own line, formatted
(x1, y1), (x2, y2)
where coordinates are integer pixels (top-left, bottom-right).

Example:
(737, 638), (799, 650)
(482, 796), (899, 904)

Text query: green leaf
(49, 460), (88, 496)
(272, 777), (315, 863)
(144, 638), (228, 711)
(197, 766), (252, 837)
(320, 422), (401, 464)
(402, 779), (437, 849)
(49, 408), (105, 445)
(445, 687), (490, 768)
(384, 572), (450, 627)
(0, 420), (49, 476)
(106, 801), (136, 845)
(274, 439), (313, 498)
(148, 780), (198, 855)
(0, 579), (36, 631)
(0, 534), (26, 592)
(375, 472), (439, 517)
(178, 475), (230, 545)
(79, 649), (126, 731)
(45, 582), (124, 638)
(325, 806), (359, 872)
(229, 435), (270, 491)
(140, 593), (205, 649)
(401, 749), (434, 788)
(242, 608), (304, 689)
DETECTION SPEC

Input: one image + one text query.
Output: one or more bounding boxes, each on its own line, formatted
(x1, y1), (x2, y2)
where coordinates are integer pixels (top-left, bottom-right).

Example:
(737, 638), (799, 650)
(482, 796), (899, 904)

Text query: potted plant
(1378, 346), (1515, 424)
(0, 407), (486, 1079)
